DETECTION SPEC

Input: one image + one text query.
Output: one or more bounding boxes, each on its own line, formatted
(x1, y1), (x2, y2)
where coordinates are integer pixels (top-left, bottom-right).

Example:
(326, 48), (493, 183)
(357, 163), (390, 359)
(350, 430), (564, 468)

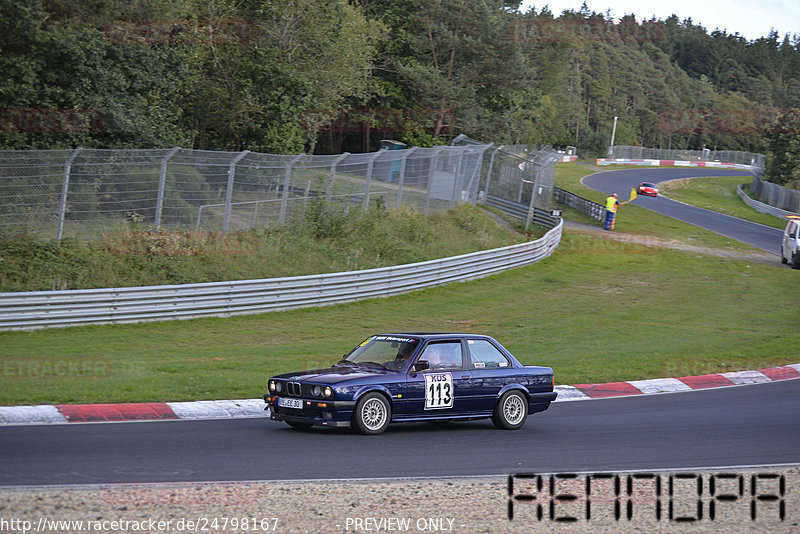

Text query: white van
(781, 216), (800, 269)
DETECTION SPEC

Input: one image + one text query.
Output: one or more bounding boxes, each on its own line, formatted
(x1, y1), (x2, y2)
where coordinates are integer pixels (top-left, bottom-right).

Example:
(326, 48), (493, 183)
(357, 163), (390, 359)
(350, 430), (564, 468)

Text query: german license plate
(279, 397), (303, 409)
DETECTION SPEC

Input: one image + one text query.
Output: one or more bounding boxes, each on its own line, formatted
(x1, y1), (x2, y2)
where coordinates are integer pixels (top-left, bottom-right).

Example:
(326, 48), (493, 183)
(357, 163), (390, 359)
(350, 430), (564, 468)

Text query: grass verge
(1, 231), (796, 405)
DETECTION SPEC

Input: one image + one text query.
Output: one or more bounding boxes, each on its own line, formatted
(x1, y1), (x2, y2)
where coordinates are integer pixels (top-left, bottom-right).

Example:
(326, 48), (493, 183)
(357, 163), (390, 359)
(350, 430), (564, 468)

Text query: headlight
(323, 386), (333, 398)
(268, 380), (275, 392)
(275, 381), (282, 392)
(312, 385), (322, 397)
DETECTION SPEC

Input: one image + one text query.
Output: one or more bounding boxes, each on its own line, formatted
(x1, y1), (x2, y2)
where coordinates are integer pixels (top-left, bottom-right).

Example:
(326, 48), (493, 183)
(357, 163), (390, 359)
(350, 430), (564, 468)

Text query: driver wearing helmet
(424, 344), (458, 369)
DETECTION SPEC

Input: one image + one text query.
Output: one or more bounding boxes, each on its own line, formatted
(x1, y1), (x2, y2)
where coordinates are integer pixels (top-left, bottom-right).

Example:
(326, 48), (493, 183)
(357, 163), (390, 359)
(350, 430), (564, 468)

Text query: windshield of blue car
(341, 336), (420, 370)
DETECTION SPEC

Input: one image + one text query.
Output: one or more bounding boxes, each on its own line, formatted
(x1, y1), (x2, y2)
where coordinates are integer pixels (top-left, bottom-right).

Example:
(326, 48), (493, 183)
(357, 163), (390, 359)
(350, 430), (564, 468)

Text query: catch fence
(0, 140), (564, 241)
(0, 145), (494, 241)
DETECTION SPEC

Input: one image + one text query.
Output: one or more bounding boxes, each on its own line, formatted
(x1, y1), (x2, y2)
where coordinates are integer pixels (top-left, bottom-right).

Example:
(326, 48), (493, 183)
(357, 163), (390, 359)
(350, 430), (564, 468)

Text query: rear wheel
(792, 253), (800, 270)
(492, 390), (528, 430)
(352, 392), (391, 435)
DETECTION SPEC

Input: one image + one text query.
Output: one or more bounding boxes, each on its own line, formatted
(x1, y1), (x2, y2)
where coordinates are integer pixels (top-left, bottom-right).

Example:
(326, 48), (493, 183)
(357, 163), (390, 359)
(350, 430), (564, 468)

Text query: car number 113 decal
(424, 372), (453, 410)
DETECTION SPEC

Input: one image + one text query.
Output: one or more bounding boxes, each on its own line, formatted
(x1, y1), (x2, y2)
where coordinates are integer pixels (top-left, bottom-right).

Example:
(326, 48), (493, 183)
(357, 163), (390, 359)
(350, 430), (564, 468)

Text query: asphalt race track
(582, 168), (783, 253)
(2, 380), (799, 486)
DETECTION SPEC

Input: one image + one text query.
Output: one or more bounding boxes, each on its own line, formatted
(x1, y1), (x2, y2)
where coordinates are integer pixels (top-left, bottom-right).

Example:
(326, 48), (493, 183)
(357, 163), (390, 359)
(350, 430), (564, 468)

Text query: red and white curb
(1, 364), (798, 425)
(595, 158), (756, 171)
(555, 364), (800, 401)
(0, 399), (265, 425)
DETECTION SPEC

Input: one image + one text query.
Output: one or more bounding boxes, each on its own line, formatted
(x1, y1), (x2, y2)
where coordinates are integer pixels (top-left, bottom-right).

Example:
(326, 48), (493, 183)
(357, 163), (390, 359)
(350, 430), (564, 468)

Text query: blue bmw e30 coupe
(264, 333), (557, 434)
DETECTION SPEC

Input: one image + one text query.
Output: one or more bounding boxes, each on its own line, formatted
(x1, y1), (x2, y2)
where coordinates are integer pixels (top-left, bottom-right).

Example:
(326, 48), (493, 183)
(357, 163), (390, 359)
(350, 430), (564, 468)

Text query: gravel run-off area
(1, 467), (796, 533)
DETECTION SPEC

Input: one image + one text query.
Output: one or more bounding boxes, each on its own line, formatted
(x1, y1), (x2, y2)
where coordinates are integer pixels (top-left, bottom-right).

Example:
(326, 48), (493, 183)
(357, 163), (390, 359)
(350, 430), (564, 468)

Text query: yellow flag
(628, 187), (637, 203)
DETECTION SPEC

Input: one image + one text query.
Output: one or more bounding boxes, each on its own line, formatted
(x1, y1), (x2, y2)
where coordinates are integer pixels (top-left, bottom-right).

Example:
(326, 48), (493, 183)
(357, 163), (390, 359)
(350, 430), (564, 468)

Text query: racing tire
(352, 392), (391, 435)
(492, 390), (528, 430)
(286, 421), (313, 430)
(792, 253), (800, 270)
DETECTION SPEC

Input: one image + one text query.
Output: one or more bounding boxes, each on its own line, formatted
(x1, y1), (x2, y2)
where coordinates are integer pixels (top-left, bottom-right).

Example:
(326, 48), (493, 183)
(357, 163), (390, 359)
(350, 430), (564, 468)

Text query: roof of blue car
(380, 333), (495, 339)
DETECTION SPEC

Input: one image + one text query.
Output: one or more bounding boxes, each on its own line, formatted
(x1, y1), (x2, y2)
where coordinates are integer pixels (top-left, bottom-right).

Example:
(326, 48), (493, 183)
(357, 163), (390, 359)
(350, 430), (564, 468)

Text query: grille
(286, 382), (302, 396)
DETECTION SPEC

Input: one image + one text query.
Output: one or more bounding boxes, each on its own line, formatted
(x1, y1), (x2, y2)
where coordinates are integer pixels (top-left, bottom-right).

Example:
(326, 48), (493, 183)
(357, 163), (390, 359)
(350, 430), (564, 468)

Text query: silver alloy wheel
(361, 397), (388, 431)
(503, 393), (525, 425)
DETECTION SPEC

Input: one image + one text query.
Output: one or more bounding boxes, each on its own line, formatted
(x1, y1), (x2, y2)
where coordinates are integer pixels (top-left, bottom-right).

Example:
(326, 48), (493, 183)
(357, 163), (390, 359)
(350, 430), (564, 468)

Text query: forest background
(1, 0), (798, 187)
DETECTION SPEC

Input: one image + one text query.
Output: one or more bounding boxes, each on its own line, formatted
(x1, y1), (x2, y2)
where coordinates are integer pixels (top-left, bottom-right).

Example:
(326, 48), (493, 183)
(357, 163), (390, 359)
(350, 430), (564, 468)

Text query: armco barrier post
(56, 147), (82, 243)
(223, 150), (250, 233)
(154, 146), (180, 230)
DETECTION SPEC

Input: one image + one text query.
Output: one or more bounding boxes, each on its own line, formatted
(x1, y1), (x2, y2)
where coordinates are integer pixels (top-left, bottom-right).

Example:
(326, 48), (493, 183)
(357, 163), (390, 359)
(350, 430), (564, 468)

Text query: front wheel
(492, 390), (528, 430)
(352, 392), (391, 435)
(792, 253), (800, 270)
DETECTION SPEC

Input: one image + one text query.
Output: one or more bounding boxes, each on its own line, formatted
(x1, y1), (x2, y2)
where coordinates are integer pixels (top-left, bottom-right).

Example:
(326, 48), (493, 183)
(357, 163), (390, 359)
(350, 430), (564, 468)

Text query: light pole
(608, 116), (618, 157)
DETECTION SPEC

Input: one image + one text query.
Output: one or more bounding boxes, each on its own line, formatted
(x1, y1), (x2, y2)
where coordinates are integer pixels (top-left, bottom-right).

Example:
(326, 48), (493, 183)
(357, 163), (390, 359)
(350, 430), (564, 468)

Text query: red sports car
(638, 181), (658, 196)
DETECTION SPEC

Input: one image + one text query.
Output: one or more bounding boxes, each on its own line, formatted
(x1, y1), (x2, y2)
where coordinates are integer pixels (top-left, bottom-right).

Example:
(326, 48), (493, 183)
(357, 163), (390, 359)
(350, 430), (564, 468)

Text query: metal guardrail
(0, 221), (563, 331)
(737, 184), (799, 219)
(554, 187), (604, 221)
(485, 194), (561, 228)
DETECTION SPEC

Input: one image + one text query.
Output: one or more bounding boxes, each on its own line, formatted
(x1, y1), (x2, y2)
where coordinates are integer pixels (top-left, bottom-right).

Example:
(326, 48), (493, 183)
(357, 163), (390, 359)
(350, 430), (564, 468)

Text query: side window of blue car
(420, 342), (464, 370)
(467, 339), (511, 369)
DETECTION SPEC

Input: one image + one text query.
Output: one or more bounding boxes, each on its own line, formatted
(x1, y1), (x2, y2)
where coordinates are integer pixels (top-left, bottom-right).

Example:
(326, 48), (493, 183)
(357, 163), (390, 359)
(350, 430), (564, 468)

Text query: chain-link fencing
(0, 144), (499, 241)
(452, 135), (561, 228)
(750, 175), (800, 214)
(609, 145), (765, 171)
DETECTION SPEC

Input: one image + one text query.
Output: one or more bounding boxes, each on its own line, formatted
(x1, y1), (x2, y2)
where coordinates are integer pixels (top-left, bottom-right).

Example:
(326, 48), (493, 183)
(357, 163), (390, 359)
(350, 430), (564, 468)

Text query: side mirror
(412, 360), (430, 372)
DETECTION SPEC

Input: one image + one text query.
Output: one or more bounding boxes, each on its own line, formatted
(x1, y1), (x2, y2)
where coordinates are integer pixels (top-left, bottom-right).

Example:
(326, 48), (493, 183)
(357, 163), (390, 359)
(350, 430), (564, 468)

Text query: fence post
(397, 147), (417, 209)
(451, 147), (468, 209)
(464, 145), (488, 205)
(327, 152), (349, 208)
(279, 154), (305, 224)
(154, 146), (181, 230)
(223, 150), (250, 233)
(482, 145), (504, 203)
(424, 147), (444, 215)
(525, 160), (539, 230)
(56, 147), (82, 243)
(362, 150), (385, 213)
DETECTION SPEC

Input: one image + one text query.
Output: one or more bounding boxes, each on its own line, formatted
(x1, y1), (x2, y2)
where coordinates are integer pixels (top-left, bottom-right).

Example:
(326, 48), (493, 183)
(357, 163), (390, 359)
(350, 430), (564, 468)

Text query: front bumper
(264, 394), (355, 428)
